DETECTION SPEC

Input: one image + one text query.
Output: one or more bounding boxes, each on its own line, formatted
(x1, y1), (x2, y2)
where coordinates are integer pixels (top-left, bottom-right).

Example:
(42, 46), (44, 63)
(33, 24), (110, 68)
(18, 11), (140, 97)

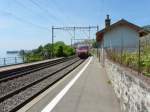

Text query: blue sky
(0, 0), (150, 51)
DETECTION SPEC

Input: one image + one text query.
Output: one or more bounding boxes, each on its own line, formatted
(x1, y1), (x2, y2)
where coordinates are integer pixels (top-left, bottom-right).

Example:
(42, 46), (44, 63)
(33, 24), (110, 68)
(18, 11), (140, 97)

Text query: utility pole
(71, 38), (72, 47)
(88, 26), (91, 48)
(52, 26), (54, 58)
(73, 27), (75, 48)
(96, 25), (99, 60)
(89, 26), (91, 39)
(97, 25), (99, 32)
(138, 39), (141, 75)
(73, 26), (75, 39)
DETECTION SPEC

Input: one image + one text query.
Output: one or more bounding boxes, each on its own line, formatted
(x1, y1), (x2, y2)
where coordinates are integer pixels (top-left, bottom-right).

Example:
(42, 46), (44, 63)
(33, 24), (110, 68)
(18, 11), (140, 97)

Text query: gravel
(0, 58), (83, 112)
(0, 58), (79, 98)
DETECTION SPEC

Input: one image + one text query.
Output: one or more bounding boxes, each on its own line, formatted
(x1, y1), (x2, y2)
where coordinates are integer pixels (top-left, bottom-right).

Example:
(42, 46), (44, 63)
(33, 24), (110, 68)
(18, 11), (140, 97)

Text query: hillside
(143, 25), (150, 31)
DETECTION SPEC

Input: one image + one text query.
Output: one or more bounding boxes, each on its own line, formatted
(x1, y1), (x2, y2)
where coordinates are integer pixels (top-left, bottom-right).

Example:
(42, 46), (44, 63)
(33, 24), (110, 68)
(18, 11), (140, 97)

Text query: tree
(92, 40), (97, 48)
(24, 41), (75, 62)
(43, 43), (52, 58)
(56, 46), (64, 57)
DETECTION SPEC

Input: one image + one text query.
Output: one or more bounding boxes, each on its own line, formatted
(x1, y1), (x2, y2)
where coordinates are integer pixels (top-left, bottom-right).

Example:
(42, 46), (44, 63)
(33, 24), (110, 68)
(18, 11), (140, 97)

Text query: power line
(0, 10), (49, 31)
(29, 0), (59, 23)
(53, 26), (98, 30)
(49, 0), (73, 24)
(33, 0), (70, 25)
(65, 30), (74, 38)
(14, 0), (49, 20)
(14, 0), (57, 25)
(81, 29), (89, 38)
(16, 0), (73, 26)
(14, 0), (29, 9)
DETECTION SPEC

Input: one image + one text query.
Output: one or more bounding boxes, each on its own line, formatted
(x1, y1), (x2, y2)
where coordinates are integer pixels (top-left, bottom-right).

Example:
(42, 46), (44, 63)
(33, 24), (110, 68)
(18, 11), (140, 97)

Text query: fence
(0, 57), (24, 67)
(104, 35), (150, 77)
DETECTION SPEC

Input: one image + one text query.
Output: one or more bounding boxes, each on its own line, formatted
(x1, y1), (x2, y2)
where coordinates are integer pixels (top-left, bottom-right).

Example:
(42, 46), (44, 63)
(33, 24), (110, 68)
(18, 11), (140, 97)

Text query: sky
(0, 0), (150, 52)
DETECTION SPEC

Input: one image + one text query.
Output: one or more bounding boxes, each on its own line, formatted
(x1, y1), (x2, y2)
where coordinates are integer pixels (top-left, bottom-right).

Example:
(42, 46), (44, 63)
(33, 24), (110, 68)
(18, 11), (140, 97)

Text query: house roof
(96, 19), (149, 42)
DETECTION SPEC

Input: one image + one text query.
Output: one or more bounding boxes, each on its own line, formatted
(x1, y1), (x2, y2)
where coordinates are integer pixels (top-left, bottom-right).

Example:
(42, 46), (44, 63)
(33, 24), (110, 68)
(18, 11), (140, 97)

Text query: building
(96, 15), (148, 64)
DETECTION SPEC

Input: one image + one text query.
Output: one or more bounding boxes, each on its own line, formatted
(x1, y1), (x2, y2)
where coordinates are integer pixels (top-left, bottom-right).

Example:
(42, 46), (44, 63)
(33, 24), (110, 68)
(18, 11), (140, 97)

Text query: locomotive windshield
(78, 46), (89, 50)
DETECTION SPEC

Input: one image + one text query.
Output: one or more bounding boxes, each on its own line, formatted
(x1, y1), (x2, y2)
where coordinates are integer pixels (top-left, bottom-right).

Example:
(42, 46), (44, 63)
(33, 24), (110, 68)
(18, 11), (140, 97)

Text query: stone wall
(105, 59), (150, 112)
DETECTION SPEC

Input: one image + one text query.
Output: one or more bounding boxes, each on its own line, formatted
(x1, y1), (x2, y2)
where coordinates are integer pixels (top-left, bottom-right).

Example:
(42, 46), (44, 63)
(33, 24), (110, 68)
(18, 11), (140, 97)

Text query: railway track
(0, 57), (74, 82)
(0, 56), (84, 112)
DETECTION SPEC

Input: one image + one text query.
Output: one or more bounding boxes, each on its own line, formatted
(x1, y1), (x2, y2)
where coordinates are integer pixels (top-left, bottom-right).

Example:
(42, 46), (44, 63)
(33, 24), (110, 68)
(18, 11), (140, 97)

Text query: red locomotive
(76, 45), (89, 58)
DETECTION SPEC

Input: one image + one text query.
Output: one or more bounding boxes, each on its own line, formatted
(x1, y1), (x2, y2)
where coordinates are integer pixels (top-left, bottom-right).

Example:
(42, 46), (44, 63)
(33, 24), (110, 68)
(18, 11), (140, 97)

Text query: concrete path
(51, 57), (121, 112)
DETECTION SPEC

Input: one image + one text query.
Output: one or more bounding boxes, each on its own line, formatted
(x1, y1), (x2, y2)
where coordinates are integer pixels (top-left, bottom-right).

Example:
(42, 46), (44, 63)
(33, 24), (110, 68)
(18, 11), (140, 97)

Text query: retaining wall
(105, 59), (150, 112)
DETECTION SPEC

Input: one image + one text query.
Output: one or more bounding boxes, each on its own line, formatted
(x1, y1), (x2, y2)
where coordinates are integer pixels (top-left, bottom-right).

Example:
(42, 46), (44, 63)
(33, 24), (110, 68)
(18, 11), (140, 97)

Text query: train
(76, 45), (90, 58)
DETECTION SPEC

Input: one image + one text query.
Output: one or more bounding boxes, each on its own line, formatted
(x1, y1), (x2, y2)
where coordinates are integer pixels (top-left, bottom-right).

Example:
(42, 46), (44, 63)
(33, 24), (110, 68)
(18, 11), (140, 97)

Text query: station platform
(18, 56), (121, 112)
(0, 58), (62, 72)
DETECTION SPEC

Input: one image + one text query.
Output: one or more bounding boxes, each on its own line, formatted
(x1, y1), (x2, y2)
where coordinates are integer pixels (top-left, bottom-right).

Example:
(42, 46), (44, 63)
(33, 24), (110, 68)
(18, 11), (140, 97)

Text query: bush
(107, 46), (150, 77)
(24, 41), (75, 62)
(24, 53), (43, 63)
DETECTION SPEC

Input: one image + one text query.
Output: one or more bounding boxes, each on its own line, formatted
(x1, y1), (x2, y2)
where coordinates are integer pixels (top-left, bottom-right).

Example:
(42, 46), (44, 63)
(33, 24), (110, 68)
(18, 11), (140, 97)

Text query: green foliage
(140, 46), (150, 75)
(56, 46), (64, 57)
(24, 53), (43, 63)
(43, 43), (52, 58)
(92, 40), (97, 48)
(107, 80), (112, 85)
(143, 25), (150, 32)
(63, 45), (75, 56)
(54, 41), (75, 57)
(108, 46), (150, 77)
(24, 41), (75, 62)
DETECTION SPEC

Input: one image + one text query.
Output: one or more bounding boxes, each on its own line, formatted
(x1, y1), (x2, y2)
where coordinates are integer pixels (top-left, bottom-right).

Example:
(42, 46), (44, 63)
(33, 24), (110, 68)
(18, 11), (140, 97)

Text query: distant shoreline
(6, 51), (19, 54)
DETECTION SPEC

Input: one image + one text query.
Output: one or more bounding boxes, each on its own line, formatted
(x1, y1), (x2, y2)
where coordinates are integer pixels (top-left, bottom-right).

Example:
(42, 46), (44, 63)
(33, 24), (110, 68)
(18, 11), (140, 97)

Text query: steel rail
(0, 57), (79, 103)
(0, 57), (84, 112)
(0, 56), (75, 83)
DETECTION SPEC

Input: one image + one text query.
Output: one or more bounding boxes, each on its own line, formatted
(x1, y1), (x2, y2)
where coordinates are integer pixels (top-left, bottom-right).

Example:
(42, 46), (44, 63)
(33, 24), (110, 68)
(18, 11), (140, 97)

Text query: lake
(0, 51), (23, 66)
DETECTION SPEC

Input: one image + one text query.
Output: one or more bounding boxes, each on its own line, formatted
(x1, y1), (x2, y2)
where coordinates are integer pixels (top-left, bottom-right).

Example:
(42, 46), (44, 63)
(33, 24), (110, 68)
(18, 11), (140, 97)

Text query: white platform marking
(41, 57), (93, 112)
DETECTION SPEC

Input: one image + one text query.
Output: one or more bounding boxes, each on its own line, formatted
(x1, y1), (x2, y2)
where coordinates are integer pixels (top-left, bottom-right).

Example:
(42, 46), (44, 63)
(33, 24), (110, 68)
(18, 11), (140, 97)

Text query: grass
(143, 72), (150, 77)
(106, 45), (150, 77)
(107, 80), (112, 85)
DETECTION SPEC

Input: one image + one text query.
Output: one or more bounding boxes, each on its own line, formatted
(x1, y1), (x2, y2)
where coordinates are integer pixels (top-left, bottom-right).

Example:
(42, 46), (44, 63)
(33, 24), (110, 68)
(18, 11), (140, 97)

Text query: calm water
(0, 51), (23, 66)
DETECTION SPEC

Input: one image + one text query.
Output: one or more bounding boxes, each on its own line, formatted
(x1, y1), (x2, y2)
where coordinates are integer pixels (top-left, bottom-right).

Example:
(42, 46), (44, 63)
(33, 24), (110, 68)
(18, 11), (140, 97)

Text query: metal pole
(52, 26), (54, 58)
(15, 57), (17, 64)
(22, 51), (25, 63)
(97, 26), (99, 33)
(3, 58), (6, 66)
(96, 26), (100, 61)
(121, 33), (123, 64)
(89, 26), (91, 39)
(73, 27), (75, 49)
(138, 39), (141, 75)
(71, 38), (72, 47)
(73, 26), (75, 39)
(23, 55), (25, 63)
(88, 26), (91, 50)
(96, 26), (98, 58)
(102, 36), (105, 66)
